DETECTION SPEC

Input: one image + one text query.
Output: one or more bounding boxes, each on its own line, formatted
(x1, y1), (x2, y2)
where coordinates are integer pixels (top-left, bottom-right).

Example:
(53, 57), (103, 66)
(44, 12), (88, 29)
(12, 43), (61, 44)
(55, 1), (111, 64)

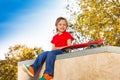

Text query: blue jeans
(31, 49), (63, 76)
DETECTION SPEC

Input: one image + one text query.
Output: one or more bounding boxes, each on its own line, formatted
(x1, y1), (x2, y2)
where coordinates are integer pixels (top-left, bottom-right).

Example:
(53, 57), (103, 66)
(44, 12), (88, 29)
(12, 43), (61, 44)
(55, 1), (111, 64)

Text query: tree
(0, 44), (43, 80)
(67, 0), (120, 46)
(0, 59), (17, 80)
(5, 44), (43, 61)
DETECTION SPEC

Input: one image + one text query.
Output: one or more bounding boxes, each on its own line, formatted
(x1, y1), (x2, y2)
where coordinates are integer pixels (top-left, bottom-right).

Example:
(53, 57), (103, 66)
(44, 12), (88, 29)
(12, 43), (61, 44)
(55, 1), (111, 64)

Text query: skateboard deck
(61, 39), (104, 50)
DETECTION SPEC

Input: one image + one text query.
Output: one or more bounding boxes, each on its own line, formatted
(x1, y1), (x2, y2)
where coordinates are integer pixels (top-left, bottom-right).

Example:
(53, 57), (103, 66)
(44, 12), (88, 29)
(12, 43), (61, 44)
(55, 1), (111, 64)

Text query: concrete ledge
(18, 46), (120, 66)
(56, 46), (120, 60)
(18, 46), (120, 80)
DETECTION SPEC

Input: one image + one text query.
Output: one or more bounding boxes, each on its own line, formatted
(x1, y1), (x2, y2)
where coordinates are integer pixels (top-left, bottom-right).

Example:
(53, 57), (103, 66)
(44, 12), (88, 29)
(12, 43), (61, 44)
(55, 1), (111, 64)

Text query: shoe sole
(23, 64), (34, 77)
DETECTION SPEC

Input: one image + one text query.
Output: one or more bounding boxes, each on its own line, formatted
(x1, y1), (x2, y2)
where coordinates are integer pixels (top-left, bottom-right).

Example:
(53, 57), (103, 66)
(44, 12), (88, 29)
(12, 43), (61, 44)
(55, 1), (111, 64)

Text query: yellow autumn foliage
(67, 0), (120, 46)
(0, 44), (43, 80)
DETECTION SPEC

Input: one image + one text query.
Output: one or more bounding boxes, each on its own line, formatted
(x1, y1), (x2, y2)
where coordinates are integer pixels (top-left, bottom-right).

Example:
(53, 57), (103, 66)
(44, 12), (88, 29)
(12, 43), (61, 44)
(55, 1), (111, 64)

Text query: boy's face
(56, 20), (67, 33)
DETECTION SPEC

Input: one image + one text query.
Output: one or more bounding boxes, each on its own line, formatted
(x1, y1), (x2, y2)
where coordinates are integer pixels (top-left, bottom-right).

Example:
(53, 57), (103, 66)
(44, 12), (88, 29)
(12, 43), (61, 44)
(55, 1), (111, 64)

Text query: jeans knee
(51, 49), (63, 55)
(47, 52), (55, 56)
(38, 51), (49, 58)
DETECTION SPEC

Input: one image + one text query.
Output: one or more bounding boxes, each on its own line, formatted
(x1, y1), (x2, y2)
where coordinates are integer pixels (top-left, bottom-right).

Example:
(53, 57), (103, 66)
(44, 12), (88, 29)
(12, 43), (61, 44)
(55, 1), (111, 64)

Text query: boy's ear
(56, 26), (58, 31)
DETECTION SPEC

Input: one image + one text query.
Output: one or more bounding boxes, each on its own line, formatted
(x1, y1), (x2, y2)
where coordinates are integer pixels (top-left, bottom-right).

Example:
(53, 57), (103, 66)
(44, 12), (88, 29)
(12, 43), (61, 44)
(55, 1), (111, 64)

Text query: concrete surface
(18, 46), (120, 80)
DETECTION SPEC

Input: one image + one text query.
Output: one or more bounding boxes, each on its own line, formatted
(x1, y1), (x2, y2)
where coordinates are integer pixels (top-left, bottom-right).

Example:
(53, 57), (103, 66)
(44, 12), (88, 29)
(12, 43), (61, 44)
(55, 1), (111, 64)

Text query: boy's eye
(59, 24), (66, 26)
(63, 24), (66, 26)
(59, 24), (62, 25)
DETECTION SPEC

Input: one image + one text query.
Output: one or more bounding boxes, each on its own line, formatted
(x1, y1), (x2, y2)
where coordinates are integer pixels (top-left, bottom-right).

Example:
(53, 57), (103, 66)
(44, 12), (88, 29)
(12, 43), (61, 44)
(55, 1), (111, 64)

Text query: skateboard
(61, 39), (104, 50)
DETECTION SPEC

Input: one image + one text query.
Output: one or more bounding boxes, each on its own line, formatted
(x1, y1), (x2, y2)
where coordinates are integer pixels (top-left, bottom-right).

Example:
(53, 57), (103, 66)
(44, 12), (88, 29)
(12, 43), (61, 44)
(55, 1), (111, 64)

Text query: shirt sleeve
(51, 35), (56, 44)
(66, 32), (74, 41)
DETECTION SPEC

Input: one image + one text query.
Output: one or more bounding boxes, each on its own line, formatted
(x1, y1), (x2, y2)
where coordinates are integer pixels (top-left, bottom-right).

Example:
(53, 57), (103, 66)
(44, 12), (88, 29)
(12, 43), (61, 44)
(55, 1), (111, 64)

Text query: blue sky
(0, 0), (67, 59)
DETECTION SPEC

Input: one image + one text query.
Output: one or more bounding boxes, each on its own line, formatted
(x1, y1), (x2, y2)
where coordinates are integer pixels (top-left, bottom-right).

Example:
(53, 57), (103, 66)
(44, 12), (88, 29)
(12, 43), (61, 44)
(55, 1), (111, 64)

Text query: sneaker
(38, 77), (46, 80)
(23, 64), (34, 77)
(38, 73), (53, 80)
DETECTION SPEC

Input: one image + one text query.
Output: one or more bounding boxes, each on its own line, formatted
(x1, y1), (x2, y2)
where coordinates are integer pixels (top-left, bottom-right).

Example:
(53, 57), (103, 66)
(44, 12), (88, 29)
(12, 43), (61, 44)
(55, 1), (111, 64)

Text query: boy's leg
(39, 49), (63, 80)
(23, 51), (49, 76)
(31, 51), (49, 74)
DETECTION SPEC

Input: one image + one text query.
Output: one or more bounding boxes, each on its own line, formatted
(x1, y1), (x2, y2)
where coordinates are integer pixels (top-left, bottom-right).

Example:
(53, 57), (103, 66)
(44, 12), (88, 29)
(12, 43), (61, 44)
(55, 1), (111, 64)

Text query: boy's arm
(52, 39), (73, 50)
